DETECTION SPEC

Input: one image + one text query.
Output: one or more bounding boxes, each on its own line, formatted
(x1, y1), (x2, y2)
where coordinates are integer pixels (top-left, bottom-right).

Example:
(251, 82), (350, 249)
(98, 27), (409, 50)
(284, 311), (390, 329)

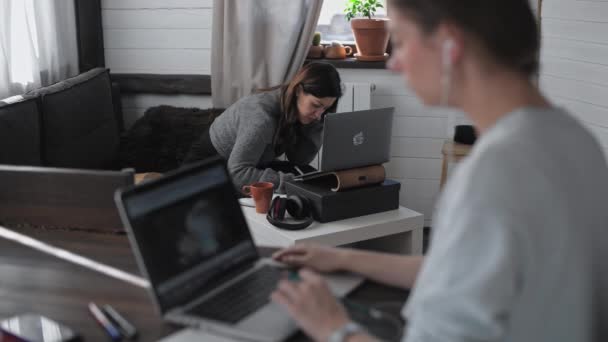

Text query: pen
(102, 305), (138, 340)
(88, 302), (122, 341)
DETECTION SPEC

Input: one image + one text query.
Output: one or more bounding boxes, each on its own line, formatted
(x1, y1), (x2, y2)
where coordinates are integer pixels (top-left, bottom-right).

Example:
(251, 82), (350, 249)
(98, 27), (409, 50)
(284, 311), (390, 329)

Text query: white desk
(242, 206), (424, 255)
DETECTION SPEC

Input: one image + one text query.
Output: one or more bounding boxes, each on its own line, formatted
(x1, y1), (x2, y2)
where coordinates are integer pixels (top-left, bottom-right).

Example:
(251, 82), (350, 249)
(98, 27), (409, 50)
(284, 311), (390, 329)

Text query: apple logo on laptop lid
(353, 131), (365, 146)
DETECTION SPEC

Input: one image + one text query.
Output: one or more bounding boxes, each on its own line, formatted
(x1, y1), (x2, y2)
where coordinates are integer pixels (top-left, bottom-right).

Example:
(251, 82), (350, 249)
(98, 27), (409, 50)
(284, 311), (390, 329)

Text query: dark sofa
(0, 68), (123, 170)
(0, 68), (225, 231)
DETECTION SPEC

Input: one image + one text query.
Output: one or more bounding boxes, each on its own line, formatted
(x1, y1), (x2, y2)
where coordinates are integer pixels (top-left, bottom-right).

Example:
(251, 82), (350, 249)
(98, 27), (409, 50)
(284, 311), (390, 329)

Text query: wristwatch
(328, 322), (365, 342)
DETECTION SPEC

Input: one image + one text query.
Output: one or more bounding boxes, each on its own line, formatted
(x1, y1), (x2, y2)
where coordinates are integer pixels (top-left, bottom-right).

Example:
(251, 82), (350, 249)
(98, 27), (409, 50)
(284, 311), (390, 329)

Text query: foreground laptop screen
(122, 162), (258, 311)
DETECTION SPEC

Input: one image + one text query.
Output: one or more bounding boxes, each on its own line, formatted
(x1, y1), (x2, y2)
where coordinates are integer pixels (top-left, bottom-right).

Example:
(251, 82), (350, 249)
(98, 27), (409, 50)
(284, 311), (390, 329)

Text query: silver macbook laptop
(295, 107), (394, 180)
(115, 157), (362, 342)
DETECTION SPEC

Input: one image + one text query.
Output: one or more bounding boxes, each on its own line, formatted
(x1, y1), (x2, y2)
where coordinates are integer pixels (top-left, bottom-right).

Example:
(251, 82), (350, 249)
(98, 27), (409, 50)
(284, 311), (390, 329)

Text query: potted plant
(345, 0), (389, 61)
(307, 32), (324, 59)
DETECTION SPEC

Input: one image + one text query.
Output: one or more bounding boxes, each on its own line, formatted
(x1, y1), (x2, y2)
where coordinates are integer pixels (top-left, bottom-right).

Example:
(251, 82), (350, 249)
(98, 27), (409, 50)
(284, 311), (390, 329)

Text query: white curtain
(0, 0), (79, 99)
(212, 0), (323, 108)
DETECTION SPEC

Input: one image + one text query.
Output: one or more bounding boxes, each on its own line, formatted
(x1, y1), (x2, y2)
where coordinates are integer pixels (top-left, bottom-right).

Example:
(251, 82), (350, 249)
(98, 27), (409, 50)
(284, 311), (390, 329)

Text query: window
(316, 0), (387, 44)
(0, 1), (78, 99)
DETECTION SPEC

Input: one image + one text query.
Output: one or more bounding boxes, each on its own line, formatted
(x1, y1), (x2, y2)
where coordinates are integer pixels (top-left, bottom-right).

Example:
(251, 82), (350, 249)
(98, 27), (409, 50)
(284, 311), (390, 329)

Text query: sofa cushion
(27, 68), (120, 169)
(0, 96), (42, 166)
(119, 106), (223, 172)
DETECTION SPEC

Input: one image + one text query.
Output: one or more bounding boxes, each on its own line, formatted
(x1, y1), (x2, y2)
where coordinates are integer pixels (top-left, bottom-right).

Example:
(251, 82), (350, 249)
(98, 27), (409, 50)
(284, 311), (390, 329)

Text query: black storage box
(285, 179), (401, 223)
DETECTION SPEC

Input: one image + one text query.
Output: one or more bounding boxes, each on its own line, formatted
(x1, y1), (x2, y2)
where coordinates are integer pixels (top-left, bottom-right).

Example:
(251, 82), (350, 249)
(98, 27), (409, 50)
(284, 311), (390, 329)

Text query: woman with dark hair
(183, 62), (342, 193)
(270, 1), (608, 341)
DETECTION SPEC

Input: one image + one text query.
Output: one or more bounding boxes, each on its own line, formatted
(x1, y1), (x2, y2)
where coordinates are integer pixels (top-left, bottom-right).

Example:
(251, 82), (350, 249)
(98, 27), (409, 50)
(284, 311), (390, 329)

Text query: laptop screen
(121, 160), (258, 312)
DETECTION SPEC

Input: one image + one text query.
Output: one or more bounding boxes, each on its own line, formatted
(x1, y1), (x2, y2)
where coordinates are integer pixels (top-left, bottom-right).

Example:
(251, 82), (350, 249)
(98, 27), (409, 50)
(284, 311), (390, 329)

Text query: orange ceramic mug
(242, 182), (274, 214)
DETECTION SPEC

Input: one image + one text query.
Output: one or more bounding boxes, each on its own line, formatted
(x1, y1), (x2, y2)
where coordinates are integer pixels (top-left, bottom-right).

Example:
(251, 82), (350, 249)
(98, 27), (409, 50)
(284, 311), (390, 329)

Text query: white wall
(101, 0), (213, 127)
(539, 0), (608, 158)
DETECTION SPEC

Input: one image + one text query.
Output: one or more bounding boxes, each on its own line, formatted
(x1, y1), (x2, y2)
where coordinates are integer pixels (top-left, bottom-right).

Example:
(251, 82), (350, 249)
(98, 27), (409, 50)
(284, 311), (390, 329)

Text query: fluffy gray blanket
(119, 105), (223, 172)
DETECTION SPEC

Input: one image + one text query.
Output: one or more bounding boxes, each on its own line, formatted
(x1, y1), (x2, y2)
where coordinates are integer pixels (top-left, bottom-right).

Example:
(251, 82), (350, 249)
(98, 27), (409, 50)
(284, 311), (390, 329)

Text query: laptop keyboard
(186, 265), (283, 324)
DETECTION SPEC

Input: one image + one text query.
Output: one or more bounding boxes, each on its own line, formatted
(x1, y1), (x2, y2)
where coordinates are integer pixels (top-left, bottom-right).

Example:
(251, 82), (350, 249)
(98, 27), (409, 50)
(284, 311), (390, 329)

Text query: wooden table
(0, 227), (409, 341)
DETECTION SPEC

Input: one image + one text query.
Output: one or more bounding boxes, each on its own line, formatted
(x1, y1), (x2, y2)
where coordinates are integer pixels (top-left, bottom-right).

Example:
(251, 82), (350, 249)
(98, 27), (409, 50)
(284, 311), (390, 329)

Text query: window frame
(308, 1), (390, 69)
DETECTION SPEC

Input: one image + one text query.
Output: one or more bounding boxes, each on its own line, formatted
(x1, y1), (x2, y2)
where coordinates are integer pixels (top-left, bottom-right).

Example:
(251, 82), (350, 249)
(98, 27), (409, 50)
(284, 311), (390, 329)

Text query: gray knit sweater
(209, 89), (323, 193)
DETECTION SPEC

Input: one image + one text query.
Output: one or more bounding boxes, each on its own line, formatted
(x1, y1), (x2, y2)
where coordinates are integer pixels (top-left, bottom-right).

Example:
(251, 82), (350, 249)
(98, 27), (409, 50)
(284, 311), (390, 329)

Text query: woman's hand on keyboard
(271, 269), (352, 342)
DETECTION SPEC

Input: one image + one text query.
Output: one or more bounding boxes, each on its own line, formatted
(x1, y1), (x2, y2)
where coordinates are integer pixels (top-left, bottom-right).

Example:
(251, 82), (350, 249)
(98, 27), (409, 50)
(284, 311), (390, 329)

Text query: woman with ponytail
(184, 62), (342, 193)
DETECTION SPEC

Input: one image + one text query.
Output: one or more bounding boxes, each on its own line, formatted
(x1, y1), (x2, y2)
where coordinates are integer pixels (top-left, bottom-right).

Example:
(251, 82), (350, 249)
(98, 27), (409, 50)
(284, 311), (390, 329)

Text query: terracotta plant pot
(350, 18), (390, 60)
(307, 45), (324, 59)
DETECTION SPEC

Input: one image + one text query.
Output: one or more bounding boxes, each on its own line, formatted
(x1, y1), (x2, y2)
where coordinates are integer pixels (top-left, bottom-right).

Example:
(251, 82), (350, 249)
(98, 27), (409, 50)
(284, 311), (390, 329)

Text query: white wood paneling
(542, 0), (608, 22)
(540, 0), (608, 201)
(106, 49), (210, 74)
(102, 0), (213, 9)
(371, 95), (466, 119)
(398, 193), (436, 225)
(385, 158), (442, 180)
(392, 178), (441, 223)
(102, 9), (212, 29)
(392, 116), (447, 138)
(540, 75), (608, 110)
(541, 55), (608, 87)
(104, 29), (211, 49)
(101, 1), (212, 75)
(372, 95), (430, 117)
(390, 137), (444, 159)
(353, 83), (372, 110)
(336, 83), (354, 113)
(542, 37), (608, 66)
(542, 18), (608, 44)
(402, 179), (440, 224)
(402, 179), (441, 201)
(339, 69), (414, 96)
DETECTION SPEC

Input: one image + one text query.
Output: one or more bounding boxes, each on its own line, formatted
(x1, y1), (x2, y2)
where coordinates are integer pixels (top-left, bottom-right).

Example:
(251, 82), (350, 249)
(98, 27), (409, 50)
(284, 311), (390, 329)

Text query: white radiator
(337, 82), (374, 112)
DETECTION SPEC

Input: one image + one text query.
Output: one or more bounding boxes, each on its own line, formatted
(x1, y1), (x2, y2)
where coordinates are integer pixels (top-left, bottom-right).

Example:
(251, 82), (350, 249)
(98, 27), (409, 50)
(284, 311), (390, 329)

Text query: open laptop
(295, 107), (394, 180)
(0, 165), (134, 231)
(114, 157), (362, 342)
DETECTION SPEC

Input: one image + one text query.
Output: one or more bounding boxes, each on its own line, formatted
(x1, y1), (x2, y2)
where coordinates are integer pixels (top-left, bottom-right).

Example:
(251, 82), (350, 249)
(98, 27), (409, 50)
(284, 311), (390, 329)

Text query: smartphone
(0, 314), (79, 342)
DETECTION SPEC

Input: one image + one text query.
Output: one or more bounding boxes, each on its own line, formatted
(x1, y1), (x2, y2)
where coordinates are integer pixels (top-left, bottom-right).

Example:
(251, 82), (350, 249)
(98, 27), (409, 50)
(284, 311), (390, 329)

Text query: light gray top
(209, 89), (323, 193)
(403, 107), (608, 342)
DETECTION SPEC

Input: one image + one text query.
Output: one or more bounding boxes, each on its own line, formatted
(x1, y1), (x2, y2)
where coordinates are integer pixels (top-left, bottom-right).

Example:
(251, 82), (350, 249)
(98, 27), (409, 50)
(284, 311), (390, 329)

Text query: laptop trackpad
(237, 301), (297, 339)
(236, 271), (363, 338)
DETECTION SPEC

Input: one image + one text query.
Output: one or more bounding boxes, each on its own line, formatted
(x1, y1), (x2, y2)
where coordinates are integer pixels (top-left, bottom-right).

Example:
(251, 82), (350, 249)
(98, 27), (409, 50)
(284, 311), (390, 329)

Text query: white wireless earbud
(442, 39), (455, 69)
(441, 39), (456, 158)
(440, 39), (454, 108)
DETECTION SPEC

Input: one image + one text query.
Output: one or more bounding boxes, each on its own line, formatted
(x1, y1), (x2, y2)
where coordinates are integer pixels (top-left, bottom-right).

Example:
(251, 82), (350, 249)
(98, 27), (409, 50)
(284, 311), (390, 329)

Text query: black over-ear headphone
(266, 195), (314, 230)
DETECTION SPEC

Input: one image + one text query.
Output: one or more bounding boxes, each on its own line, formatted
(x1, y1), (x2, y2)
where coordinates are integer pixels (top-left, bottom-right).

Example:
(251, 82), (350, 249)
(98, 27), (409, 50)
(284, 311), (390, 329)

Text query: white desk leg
(391, 228), (423, 255)
(410, 227), (424, 255)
